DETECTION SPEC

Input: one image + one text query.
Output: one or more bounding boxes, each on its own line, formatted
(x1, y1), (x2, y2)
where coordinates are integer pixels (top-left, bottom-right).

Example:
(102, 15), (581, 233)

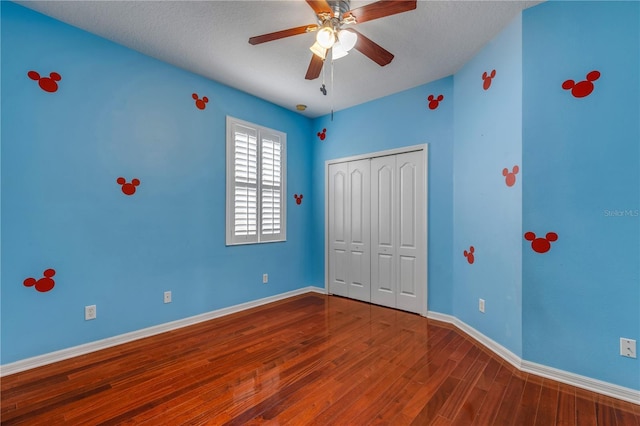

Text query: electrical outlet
(85, 305), (96, 320)
(164, 291), (172, 304)
(263, 273), (268, 284)
(620, 338), (637, 358)
(479, 299), (485, 313)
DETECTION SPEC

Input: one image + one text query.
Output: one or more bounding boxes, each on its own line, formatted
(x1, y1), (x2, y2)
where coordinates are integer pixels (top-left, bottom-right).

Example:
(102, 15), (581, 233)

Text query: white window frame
(226, 116), (286, 245)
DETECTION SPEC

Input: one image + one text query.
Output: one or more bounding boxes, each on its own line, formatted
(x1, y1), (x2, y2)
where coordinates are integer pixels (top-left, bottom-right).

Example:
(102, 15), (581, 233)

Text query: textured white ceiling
(15, 0), (541, 117)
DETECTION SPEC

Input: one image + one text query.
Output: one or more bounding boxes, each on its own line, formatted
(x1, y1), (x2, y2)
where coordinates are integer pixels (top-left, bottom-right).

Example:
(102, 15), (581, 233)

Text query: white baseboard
(0, 286), (326, 377)
(427, 311), (522, 369)
(427, 311), (640, 405)
(520, 360), (640, 405)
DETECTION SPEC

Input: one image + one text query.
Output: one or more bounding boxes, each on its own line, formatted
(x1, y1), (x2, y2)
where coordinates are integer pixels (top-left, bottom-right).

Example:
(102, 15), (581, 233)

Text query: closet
(327, 146), (427, 315)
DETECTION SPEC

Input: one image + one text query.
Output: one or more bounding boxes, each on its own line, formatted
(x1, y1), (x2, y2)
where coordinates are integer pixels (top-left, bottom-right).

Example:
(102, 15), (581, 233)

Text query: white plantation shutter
(234, 186), (257, 236)
(260, 136), (282, 238)
(233, 125), (258, 237)
(226, 117), (286, 245)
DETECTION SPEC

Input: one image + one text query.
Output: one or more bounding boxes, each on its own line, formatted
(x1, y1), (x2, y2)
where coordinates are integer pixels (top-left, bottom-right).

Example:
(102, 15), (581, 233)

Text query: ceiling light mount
(312, 0), (358, 58)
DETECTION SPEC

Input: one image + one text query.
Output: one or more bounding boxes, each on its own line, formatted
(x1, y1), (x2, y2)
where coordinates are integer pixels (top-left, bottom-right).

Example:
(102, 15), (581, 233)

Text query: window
(226, 116), (286, 245)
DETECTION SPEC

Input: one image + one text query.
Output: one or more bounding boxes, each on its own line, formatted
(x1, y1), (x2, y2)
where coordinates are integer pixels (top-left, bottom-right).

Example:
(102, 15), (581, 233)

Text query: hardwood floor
(2, 293), (638, 425)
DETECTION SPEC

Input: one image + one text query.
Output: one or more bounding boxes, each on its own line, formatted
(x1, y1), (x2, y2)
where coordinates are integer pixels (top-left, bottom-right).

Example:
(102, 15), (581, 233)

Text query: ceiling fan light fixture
(316, 25), (336, 49)
(331, 41), (349, 60)
(337, 29), (357, 52)
(310, 41), (327, 59)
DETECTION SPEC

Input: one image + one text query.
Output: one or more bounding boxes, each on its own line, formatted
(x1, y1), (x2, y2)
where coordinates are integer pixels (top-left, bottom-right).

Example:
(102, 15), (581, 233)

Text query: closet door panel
(349, 168), (364, 244)
(399, 161), (416, 249)
(395, 151), (425, 314)
(376, 253), (394, 292)
(371, 156), (396, 308)
(376, 165), (394, 246)
(348, 249), (367, 299)
(328, 163), (349, 297)
(333, 249), (348, 287)
(347, 160), (371, 302)
(399, 255), (416, 296)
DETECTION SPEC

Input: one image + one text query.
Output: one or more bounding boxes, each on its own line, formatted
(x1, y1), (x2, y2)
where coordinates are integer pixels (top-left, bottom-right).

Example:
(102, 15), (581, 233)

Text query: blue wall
(1, 1), (313, 364)
(309, 76), (454, 315)
(453, 16), (523, 355)
(522, 1), (639, 390)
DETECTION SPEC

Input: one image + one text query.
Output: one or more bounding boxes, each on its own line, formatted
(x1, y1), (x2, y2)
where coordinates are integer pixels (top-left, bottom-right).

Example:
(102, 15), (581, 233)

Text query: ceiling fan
(248, 0), (417, 80)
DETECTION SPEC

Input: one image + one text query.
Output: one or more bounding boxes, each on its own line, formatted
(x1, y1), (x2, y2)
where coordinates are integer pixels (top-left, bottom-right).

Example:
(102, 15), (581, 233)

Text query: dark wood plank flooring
(2, 293), (639, 425)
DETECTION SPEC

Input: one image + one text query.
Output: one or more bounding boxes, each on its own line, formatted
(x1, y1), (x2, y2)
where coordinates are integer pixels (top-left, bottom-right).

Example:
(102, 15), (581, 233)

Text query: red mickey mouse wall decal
(463, 246), (475, 264)
(562, 70), (600, 98)
(427, 94), (444, 110)
(294, 194), (303, 205)
(192, 93), (209, 110)
(117, 177), (140, 195)
(502, 165), (519, 187)
(317, 128), (327, 141)
(28, 71), (62, 93)
(24, 268), (56, 292)
(482, 70), (496, 90)
(524, 231), (558, 253)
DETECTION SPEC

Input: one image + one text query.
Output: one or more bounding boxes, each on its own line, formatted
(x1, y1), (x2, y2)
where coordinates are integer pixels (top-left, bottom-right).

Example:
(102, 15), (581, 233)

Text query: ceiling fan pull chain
(331, 59), (335, 121)
(320, 60), (328, 96)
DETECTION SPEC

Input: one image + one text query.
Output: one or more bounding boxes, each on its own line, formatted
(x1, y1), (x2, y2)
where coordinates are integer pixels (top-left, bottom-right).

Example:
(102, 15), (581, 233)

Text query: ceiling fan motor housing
(319, 0), (352, 35)
(332, 0), (351, 18)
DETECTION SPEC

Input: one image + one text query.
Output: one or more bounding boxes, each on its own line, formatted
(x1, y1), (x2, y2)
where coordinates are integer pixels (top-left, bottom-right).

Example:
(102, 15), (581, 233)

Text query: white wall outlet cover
(85, 305), (96, 320)
(620, 338), (637, 358)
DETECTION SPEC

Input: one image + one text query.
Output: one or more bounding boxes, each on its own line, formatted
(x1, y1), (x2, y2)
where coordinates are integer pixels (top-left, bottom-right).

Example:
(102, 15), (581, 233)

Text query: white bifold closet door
(370, 151), (425, 314)
(328, 149), (425, 314)
(328, 159), (371, 302)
